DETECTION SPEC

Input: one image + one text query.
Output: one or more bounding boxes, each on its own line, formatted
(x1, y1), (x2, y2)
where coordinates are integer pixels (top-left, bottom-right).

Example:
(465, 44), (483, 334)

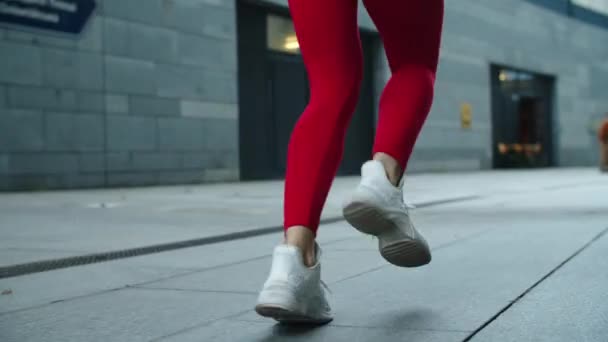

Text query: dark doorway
(267, 52), (309, 175)
(490, 65), (555, 168)
(238, 3), (376, 180)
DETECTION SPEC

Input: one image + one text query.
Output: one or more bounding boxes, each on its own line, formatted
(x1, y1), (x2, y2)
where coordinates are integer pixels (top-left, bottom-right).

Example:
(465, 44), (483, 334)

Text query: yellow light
(498, 143), (508, 154)
(284, 41), (300, 50)
(284, 36), (299, 50)
(512, 144), (523, 153)
(499, 71), (507, 82)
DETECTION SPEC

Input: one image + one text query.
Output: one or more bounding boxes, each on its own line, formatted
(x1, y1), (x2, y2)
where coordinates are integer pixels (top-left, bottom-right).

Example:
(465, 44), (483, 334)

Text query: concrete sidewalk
(0, 168), (604, 269)
(0, 168), (606, 341)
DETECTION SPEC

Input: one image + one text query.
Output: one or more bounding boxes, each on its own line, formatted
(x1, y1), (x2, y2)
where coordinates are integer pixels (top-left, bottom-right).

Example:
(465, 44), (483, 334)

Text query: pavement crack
(542, 180), (606, 191)
(461, 226), (608, 342)
(132, 255), (271, 287)
(151, 309), (253, 342)
(0, 286), (125, 317)
(332, 265), (388, 284)
(133, 286), (258, 295)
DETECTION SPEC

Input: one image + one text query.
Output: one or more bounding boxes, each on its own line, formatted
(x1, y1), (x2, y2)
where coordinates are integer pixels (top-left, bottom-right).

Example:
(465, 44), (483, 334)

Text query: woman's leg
(284, 0), (363, 261)
(364, 0), (444, 184)
(341, 0), (444, 268)
(256, 1), (360, 323)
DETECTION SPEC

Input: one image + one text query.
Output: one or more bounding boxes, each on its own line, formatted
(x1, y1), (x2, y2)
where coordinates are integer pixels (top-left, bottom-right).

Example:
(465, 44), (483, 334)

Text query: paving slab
(0, 171), (605, 341)
(0, 222), (363, 314)
(0, 262), (189, 314)
(471, 228), (608, 342)
(159, 319), (469, 342)
(234, 188), (608, 333)
(0, 288), (255, 342)
(137, 208), (500, 294)
(121, 221), (362, 271)
(1, 168), (602, 267)
(139, 248), (386, 294)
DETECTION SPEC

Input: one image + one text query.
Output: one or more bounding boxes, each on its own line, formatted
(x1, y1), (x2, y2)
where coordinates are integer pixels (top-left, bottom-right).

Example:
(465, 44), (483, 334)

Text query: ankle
(373, 153), (403, 186)
(285, 226), (316, 267)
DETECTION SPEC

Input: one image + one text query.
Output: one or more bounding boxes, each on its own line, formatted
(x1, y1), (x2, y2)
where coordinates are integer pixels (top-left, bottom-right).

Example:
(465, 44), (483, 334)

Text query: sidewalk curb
(0, 195), (480, 279)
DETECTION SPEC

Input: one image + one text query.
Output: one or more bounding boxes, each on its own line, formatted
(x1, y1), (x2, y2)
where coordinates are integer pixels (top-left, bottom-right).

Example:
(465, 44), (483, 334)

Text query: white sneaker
(255, 243), (333, 324)
(343, 160), (431, 267)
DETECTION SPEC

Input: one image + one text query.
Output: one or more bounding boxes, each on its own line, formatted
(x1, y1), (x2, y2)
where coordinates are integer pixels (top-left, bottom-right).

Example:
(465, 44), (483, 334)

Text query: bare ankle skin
(373, 152), (403, 186)
(285, 226), (316, 267)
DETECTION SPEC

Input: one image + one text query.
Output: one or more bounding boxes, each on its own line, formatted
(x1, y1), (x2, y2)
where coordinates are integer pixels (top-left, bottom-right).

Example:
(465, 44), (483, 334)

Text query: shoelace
(315, 244), (332, 295)
(321, 280), (332, 294)
(401, 195), (416, 209)
(401, 197), (416, 210)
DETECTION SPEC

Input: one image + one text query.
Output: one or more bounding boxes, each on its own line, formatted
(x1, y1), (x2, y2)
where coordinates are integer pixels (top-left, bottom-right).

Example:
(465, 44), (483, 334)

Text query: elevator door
(491, 66), (555, 168)
(267, 53), (308, 176)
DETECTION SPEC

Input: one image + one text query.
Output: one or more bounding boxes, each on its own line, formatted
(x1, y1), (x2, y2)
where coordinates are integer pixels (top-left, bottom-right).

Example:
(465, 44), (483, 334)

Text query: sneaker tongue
(273, 245), (305, 269)
(276, 244), (300, 256)
(362, 160), (385, 178)
(275, 244), (320, 269)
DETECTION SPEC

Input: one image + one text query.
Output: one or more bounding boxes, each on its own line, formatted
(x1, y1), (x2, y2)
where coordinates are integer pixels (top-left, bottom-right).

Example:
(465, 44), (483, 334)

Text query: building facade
(1, 0), (607, 190)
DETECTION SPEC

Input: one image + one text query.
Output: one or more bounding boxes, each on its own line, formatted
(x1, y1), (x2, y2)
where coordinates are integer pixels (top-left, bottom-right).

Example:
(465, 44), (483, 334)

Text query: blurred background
(1, 0), (607, 191)
(1, 1), (608, 341)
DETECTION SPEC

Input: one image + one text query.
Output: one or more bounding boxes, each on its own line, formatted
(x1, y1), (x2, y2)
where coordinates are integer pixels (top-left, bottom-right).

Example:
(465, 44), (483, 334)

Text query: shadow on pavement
(381, 307), (437, 328)
(254, 323), (325, 341)
(252, 308), (438, 341)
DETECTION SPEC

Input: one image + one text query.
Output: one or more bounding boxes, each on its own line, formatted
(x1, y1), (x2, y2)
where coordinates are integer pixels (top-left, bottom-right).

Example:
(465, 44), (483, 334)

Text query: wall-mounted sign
(0, 0), (95, 34)
(460, 102), (472, 129)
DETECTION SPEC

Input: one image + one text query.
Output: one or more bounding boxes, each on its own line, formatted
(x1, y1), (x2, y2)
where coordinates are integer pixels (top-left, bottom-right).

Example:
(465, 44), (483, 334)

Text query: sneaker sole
(343, 201), (431, 267)
(255, 304), (333, 325)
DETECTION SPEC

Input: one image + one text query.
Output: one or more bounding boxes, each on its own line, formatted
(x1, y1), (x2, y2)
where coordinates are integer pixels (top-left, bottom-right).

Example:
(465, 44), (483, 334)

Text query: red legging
(284, 0), (444, 234)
